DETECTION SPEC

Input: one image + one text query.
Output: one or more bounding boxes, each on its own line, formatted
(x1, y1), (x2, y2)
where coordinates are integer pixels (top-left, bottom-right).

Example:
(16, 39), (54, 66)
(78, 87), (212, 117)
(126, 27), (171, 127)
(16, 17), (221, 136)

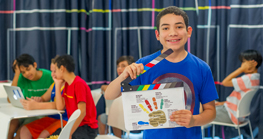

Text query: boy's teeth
(170, 40), (177, 42)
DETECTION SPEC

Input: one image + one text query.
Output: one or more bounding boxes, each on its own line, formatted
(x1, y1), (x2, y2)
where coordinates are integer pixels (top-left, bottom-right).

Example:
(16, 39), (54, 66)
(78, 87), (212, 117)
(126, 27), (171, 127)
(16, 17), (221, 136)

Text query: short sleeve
(17, 74), (26, 89)
(74, 82), (88, 103)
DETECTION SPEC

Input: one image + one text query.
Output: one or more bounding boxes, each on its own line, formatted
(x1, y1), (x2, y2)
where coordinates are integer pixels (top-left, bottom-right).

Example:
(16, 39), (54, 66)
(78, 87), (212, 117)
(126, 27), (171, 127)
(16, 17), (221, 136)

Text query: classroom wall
(1, 0), (263, 137)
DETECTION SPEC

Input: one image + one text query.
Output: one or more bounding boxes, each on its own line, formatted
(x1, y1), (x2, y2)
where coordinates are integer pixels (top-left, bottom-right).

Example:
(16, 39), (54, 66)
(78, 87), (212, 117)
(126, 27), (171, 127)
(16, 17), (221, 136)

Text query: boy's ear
(33, 62), (37, 69)
(155, 30), (160, 41)
(253, 60), (258, 68)
(187, 26), (193, 38)
(60, 65), (66, 72)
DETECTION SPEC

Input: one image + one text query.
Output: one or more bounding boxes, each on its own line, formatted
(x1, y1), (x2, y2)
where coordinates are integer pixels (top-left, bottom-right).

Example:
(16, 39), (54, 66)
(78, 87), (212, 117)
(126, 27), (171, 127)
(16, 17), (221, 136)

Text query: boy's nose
(169, 28), (178, 36)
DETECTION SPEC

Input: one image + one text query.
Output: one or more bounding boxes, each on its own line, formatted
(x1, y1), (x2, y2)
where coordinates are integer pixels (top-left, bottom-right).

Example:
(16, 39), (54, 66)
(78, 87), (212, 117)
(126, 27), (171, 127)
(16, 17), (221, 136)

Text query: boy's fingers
(126, 66), (134, 79)
(130, 64), (138, 79)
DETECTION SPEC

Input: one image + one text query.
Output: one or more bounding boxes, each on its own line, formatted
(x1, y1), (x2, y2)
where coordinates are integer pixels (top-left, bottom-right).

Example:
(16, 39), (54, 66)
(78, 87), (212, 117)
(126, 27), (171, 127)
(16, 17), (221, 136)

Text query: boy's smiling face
(155, 14), (192, 52)
(19, 63), (38, 80)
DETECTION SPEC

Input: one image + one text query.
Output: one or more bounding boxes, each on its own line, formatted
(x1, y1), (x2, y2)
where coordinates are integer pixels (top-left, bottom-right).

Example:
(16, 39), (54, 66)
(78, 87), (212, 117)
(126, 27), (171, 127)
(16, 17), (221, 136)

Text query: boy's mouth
(167, 39), (180, 42)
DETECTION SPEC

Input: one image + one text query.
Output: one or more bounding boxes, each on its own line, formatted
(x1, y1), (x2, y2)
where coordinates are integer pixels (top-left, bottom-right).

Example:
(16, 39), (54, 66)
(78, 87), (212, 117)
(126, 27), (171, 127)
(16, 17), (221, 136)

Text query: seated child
(20, 56), (68, 139)
(9, 54), (53, 139)
(52, 55), (98, 139)
(215, 50), (262, 124)
(97, 56), (135, 137)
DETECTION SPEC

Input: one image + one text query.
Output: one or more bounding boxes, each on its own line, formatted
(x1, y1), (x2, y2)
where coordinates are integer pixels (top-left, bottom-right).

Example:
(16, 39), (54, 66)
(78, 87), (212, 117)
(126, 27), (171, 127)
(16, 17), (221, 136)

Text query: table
(0, 98), (64, 139)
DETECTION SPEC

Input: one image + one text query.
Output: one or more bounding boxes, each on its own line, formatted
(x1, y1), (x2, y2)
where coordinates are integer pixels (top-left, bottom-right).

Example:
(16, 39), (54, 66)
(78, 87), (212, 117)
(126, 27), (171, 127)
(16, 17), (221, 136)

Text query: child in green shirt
(8, 54), (53, 139)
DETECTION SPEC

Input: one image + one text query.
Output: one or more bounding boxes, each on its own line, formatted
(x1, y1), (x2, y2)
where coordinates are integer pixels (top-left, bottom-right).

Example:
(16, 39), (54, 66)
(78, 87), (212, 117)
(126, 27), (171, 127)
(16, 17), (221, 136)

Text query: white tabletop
(0, 98), (64, 139)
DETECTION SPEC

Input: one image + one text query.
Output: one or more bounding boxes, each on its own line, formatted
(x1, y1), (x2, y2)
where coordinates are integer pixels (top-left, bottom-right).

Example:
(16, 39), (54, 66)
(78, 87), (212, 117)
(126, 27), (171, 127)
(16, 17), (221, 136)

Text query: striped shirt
(224, 73), (260, 124)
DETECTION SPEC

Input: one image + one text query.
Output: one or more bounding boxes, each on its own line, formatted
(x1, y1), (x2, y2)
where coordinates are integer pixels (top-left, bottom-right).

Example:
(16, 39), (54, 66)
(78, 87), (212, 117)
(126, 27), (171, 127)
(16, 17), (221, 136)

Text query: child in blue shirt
(105, 6), (218, 139)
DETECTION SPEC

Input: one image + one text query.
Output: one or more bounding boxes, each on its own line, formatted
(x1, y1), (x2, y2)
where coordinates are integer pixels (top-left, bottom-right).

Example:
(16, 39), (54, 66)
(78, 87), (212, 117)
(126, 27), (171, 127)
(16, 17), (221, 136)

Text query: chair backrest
(58, 109), (81, 139)
(237, 88), (259, 118)
(107, 96), (128, 132)
(0, 82), (11, 98)
(91, 88), (102, 105)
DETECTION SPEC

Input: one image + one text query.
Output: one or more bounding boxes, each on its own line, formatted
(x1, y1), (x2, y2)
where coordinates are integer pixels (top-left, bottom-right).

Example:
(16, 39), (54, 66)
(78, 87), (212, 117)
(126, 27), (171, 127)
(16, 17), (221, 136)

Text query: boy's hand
(120, 63), (144, 80)
(240, 60), (256, 73)
(53, 77), (65, 87)
(170, 110), (195, 128)
(20, 97), (37, 110)
(31, 96), (43, 102)
(12, 60), (20, 74)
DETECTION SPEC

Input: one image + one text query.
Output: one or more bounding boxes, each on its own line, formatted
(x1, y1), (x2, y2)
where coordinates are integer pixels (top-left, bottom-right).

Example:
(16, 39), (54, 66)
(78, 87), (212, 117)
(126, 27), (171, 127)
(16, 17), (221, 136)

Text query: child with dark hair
(105, 6), (218, 139)
(19, 55), (68, 139)
(52, 55), (98, 139)
(215, 50), (262, 124)
(9, 54), (53, 139)
(97, 55), (135, 137)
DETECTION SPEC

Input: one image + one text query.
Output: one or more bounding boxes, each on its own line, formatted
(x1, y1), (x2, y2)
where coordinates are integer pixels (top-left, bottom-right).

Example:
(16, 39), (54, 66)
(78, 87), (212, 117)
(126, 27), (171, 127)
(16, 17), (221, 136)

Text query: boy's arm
(222, 60), (255, 87)
(69, 102), (86, 138)
(20, 84), (56, 110)
(105, 63), (144, 100)
(20, 98), (56, 110)
(8, 60), (20, 103)
(11, 60), (20, 86)
(221, 68), (243, 87)
(54, 81), (65, 110)
(170, 100), (216, 128)
(40, 84), (53, 102)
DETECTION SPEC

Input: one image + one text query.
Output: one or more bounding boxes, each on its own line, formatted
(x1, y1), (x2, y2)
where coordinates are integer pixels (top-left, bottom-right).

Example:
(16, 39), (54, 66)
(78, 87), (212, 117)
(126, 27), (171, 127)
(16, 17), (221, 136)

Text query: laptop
(3, 85), (25, 108)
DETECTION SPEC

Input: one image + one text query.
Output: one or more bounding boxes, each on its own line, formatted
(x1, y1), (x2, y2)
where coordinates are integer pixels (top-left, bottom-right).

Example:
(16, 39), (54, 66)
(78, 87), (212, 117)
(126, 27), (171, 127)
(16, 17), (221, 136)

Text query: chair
(107, 96), (130, 138)
(91, 88), (103, 105)
(92, 89), (120, 139)
(57, 109), (81, 139)
(95, 96), (129, 139)
(211, 89), (259, 139)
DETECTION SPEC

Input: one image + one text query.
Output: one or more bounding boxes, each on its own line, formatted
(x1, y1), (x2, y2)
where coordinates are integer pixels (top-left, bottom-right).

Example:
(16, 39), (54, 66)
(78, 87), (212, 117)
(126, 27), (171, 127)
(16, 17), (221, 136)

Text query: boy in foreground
(105, 6), (218, 139)
(52, 55), (98, 139)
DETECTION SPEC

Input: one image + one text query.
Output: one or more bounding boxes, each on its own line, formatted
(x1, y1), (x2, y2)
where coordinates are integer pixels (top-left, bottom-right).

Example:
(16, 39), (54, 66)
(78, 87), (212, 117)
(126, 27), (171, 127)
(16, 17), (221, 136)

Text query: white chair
(57, 109), (81, 139)
(91, 88), (103, 105)
(92, 89), (120, 139)
(95, 96), (129, 139)
(211, 89), (259, 139)
(107, 96), (130, 139)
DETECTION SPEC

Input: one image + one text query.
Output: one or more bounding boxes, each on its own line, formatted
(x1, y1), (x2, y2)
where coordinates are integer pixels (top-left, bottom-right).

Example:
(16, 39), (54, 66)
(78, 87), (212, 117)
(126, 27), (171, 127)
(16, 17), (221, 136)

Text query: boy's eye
(162, 27), (169, 30)
(177, 26), (183, 29)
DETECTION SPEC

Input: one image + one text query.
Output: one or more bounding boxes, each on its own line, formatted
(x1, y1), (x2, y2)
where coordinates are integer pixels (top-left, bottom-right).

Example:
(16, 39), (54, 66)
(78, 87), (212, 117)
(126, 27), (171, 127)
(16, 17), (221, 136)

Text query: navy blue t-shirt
(130, 50), (218, 139)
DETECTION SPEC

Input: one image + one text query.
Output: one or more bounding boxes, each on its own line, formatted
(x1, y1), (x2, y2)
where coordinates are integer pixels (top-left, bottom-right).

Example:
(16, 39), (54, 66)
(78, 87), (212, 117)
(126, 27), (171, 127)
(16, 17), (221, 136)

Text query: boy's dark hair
(156, 6), (189, 32)
(117, 56), (135, 65)
(13, 54), (38, 72)
(239, 50), (263, 69)
(55, 55), (75, 72)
